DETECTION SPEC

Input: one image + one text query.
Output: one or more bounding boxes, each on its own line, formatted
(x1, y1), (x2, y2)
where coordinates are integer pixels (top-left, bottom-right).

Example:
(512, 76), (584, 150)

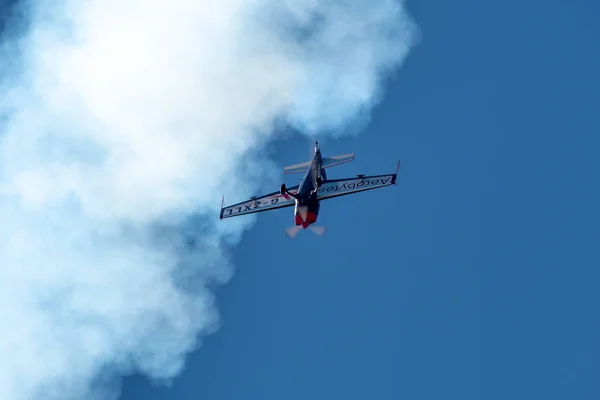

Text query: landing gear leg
(281, 183), (298, 199)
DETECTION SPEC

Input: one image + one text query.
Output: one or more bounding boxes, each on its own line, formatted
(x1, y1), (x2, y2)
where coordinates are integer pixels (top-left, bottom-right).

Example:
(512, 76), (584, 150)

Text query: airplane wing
(317, 167), (398, 201)
(220, 185), (299, 219)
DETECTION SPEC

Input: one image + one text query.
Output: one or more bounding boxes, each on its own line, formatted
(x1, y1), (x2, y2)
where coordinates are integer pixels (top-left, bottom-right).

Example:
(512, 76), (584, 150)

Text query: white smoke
(0, 0), (418, 399)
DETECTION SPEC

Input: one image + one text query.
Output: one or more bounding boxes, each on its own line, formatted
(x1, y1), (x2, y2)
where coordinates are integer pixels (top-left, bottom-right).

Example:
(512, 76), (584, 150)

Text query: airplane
(219, 141), (400, 238)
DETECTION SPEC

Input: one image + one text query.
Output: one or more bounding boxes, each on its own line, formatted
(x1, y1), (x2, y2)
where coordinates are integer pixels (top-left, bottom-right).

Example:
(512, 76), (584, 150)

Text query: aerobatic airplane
(220, 141), (400, 238)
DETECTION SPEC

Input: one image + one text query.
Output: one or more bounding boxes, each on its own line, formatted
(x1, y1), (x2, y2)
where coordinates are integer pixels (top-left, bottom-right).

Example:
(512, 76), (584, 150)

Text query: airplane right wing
(316, 162), (399, 201)
(220, 185), (299, 219)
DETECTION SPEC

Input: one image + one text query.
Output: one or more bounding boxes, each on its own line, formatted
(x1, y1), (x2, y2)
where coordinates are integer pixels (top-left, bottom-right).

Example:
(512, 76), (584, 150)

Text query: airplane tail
(283, 153), (354, 174)
(284, 225), (327, 238)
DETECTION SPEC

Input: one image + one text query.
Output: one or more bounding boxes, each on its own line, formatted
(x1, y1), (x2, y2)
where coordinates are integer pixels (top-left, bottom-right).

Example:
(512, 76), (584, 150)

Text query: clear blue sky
(121, 0), (599, 399)
(3, 0), (598, 399)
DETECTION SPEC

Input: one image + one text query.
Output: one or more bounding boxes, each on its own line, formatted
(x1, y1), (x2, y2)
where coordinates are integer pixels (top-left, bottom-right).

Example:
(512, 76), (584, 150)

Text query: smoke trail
(0, 0), (418, 399)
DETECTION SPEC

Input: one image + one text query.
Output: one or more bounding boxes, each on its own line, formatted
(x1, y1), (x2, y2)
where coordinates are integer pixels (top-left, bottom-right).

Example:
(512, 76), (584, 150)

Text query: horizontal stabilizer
(284, 160), (312, 175)
(283, 153), (354, 174)
(321, 153), (354, 169)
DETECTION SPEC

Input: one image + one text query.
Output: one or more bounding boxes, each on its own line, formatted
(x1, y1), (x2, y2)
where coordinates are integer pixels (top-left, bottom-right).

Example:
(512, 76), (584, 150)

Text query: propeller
(285, 204), (327, 238)
(285, 226), (303, 238)
(284, 225), (327, 238)
(308, 225), (327, 236)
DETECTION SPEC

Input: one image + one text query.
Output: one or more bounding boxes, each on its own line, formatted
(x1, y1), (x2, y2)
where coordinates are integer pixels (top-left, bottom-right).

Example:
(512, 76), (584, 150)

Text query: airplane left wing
(220, 185), (299, 219)
(317, 162), (399, 201)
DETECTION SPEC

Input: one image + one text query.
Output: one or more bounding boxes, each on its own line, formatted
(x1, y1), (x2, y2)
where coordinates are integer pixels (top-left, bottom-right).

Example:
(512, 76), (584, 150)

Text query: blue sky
(120, 0), (598, 399)
(1, 0), (598, 399)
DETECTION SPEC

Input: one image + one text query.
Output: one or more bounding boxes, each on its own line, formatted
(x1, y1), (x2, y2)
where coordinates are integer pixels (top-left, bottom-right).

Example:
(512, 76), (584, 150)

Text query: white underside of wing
(221, 190), (297, 219)
(317, 174), (395, 200)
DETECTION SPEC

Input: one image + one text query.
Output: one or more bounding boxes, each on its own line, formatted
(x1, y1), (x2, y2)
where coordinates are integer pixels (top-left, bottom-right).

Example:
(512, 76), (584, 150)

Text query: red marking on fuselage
(296, 212), (318, 229)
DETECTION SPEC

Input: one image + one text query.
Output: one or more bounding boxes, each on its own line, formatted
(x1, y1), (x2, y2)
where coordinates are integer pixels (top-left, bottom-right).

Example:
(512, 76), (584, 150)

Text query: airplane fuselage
(282, 142), (324, 229)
